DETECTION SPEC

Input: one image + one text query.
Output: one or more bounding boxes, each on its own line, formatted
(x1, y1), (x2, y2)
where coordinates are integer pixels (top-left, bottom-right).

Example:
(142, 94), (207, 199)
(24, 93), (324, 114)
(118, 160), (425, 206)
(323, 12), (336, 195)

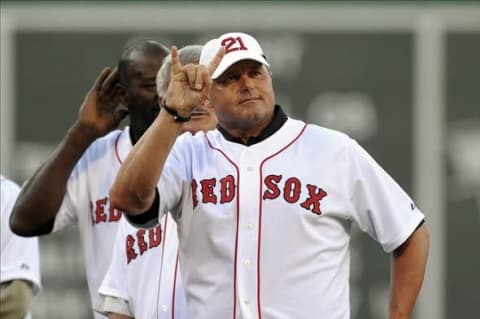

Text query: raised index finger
(207, 46), (225, 75)
(170, 46), (182, 75)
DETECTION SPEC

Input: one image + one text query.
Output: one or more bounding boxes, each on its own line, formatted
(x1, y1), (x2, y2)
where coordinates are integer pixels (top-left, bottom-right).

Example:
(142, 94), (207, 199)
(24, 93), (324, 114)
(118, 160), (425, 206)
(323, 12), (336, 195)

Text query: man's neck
(226, 120), (272, 143)
(129, 124), (144, 145)
(217, 105), (288, 146)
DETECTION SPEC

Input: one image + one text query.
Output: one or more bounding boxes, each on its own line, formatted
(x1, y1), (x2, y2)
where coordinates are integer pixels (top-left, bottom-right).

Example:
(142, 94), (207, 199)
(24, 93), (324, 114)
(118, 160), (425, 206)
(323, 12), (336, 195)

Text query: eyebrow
(220, 62), (263, 80)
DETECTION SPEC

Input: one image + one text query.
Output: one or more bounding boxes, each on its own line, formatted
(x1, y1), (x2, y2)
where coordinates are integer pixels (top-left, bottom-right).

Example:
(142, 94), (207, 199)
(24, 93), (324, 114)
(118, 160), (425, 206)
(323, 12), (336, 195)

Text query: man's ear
(115, 83), (127, 106)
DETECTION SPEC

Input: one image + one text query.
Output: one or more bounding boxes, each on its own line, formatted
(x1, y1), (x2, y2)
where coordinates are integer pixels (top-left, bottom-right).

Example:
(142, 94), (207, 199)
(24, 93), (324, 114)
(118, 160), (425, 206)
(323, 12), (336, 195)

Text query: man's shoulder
(306, 123), (349, 138)
(72, 128), (125, 173)
(288, 118), (351, 144)
(175, 129), (215, 147)
(89, 128), (124, 148)
(0, 176), (20, 196)
(284, 119), (354, 156)
(83, 129), (125, 158)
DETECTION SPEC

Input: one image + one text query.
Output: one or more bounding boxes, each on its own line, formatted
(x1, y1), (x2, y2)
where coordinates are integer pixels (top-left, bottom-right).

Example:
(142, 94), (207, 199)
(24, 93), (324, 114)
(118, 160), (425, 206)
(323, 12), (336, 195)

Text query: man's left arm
(0, 280), (34, 318)
(389, 223), (429, 319)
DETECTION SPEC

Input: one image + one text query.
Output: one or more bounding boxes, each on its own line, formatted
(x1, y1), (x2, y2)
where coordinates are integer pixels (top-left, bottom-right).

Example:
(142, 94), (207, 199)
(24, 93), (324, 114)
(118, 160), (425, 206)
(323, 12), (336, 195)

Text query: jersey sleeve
(345, 139), (425, 253)
(0, 177), (42, 294)
(157, 134), (193, 221)
(95, 220), (132, 316)
(97, 220), (130, 301)
(51, 157), (90, 232)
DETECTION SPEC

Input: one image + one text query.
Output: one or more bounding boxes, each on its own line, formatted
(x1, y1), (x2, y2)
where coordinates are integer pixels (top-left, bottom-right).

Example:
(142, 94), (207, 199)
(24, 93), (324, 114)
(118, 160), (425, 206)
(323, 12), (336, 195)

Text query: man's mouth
(190, 107), (209, 118)
(239, 96), (261, 104)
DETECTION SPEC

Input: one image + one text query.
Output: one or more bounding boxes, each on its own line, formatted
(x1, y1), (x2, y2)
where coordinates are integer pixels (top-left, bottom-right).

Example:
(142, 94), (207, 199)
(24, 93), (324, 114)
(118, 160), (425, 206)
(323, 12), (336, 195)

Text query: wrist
(69, 122), (101, 146)
(161, 101), (191, 122)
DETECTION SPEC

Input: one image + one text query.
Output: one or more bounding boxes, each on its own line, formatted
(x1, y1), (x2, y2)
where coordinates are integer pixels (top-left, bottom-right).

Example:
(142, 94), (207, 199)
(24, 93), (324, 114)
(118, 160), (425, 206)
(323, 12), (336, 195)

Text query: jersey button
(247, 223), (254, 230)
(244, 259), (251, 266)
(243, 299), (250, 305)
(161, 305), (168, 312)
(247, 166), (253, 172)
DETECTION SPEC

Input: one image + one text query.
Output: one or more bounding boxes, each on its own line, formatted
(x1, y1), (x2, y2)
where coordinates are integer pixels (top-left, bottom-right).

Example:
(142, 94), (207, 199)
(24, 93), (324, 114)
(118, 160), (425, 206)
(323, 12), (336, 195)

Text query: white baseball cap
(199, 32), (270, 79)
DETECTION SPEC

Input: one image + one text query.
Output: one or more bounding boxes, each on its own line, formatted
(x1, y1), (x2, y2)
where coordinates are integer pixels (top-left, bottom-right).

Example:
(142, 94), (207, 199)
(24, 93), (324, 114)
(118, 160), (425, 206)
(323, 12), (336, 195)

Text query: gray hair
(156, 45), (203, 98)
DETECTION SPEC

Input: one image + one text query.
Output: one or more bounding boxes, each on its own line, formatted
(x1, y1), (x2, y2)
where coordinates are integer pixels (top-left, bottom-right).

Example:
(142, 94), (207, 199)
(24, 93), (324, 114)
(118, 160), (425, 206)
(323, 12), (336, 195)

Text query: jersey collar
(114, 126), (133, 164)
(216, 104), (287, 146)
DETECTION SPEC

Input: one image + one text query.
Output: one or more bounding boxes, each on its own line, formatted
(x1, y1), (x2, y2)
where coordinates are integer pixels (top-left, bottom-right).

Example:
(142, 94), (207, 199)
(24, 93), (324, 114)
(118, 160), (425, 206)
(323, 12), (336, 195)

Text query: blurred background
(1, 1), (479, 318)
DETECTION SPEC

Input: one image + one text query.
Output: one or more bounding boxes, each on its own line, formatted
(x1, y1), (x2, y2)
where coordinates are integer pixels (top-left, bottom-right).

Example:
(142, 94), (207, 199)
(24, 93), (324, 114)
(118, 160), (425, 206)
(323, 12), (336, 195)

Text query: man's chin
(190, 114), (208, 121)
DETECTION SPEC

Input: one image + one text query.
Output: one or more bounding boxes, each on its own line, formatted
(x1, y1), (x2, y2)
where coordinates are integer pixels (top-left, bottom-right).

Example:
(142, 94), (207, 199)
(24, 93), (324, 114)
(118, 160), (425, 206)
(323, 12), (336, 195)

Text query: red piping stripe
(114, 130), (123, 164)
(158, 215), (169, 317)
(161, 215), (169, 269)
(172, 252), (180, 319)
(256, 123), (308, 318)
(205, 135), (240, 319)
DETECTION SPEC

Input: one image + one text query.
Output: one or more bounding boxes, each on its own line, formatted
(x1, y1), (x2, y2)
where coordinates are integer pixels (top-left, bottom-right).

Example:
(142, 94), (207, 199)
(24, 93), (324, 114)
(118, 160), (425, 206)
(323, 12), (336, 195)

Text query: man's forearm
(10, 122), (97, 236)
(0, 280), (34, 318)
(110, 109), (182, 214)
(389, 224), (429, 319)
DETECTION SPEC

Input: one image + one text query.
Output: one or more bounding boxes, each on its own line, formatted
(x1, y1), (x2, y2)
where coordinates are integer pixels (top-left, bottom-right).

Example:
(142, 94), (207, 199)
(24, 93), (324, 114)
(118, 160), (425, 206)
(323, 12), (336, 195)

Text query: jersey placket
(156, 216), (175, 318)
(236, 148), (261, 319)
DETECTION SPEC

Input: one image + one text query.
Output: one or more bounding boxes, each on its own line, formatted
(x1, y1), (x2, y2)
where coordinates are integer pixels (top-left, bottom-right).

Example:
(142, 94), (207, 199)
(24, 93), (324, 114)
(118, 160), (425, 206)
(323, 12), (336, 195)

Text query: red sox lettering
(93, 197), (122, 224)
(191, 175), (236, 206)
(191, 174), (328, 215)
(263, 174), (328, 215)
(126, 224), (162, 264)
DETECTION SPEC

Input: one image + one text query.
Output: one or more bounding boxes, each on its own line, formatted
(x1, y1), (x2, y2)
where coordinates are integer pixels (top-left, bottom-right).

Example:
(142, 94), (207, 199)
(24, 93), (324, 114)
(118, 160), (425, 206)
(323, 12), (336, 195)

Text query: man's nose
(239, 74), (254, 90)
(200, 99), (212, 108)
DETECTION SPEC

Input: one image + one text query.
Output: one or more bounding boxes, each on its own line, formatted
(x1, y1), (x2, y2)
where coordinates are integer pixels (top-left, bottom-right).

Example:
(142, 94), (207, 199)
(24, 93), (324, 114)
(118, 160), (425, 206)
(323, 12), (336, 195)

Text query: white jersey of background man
(50, 126), (133, 318)
(96, 213), (186, 319)
(1, 175), (41, 319)
(154, 118), (425, 319)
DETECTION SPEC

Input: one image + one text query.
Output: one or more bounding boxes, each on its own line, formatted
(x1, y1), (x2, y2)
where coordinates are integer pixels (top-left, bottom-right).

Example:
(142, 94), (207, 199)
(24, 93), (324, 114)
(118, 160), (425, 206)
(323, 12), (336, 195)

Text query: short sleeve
(51, 159), (88, 232)
(157, 134), (192, 220)
(96, 220), (130, 303)
(0, 177), (42, 294)
(345, 140), (425, 252)
(94, 295), (132, 317)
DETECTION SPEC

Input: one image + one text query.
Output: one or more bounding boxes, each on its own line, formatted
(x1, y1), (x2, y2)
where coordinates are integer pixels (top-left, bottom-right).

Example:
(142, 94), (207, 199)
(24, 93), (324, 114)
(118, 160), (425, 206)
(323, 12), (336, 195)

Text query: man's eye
(250, 69), (262, 77)
(222, 75), (237, 83)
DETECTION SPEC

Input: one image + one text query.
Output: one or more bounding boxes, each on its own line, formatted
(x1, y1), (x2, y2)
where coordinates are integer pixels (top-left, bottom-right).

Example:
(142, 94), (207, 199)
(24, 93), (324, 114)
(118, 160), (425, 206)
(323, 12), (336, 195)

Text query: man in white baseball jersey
(110, 32), (430, 319)
(1, 175), (41, 319)
(9, 39), (169, 318)
(95, 45), (218, 319)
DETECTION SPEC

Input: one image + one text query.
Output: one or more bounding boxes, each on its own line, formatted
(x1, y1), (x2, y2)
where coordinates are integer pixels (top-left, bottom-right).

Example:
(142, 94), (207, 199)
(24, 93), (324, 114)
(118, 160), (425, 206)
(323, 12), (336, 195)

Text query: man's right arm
(109, 107), (182, 215)
(9, 124), (98, 236)
(10, 68), (125, 236)
(110, 46), (222, 215)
